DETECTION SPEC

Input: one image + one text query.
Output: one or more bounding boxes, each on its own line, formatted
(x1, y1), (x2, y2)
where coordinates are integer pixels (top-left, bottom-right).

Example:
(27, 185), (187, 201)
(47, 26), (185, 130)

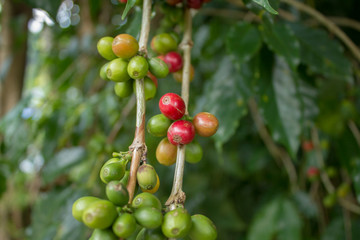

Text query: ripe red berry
(193, 112), (218, 137)
(307, 167), (320, 178)
(159, 93), (186, 120)
(166, 0), (182, 5)
(164, 52), (183, 73)
(302, 141), (314, 152)
(167, 120), (195, 145)
(119, 0), (127, 3)
(187, 0), (203, 9)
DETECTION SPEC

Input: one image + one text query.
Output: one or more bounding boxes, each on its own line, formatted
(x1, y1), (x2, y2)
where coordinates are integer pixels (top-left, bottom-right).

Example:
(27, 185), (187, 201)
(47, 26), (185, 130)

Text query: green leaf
(321, 218), (345, 240)
(292, 191), (318, 218)
(258, 56), (302, 157)
(260, 21), (300, 70)
(289, 23), (353, 83)
(195, 57), (248, 147)
(42, 147), (86, 184)
(226, 22), (262, 64)
(122, 0), (137, 20)
(247, 196), (302, 240)
(251, 0), (278, 14)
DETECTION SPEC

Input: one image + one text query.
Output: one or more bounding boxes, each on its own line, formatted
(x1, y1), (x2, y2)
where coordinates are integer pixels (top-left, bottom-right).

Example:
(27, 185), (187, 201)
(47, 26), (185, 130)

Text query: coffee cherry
(164, 52), (183, 73)
(159, 93), (186, 120)
(141, 174), (160, 194)
(337, 183), (350, 198)
(156, 138), (177, 166)
(72, 196), (100, 222)
(120, 170), (130, 185)
(112, 213), (137, 238)
(306, 167), (319, 180)
(112, 34), (139, 59)
(147, 72), (158, 87)
(187, 0), (203, 9)
(103, 157), (121, 166)
(137, 164), (158, 190)
(89, 229), (118, 240)
(133, 76), (157, 100)
(106, 181), (129, 206)
(167, 120), (195, 145)
(82, 200), (117, 229)
(193, 112), (218, 137)
(107, 58), (131, 82)
(132, 192), (162, 210)
(151, 33), (177, 54)
(97, 37), (117, 60)
(173, 65), (195, 83)
(128, 56), (149, 79)
(185, 141), (203, 164)
(134, 207), (163, 229)
(162, 208), (192, 238)
(323, 193), (337, 208)
(119, 0), (127, 3)
(166, 0), (182, 5)
(114, 80), (133, 98)
(148, 57), (170, 79)
(188, 214), (217, 240)
(100, 62), (110, 80)
(137, 227), (166, 240)
(147, 114), (172, 137)
(100, 162), (126, 184)
(302, 141), (314, 152)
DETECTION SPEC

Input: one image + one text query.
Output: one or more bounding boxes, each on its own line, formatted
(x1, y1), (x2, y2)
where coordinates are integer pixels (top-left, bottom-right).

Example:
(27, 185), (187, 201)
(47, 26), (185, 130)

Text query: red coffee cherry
(307, 167), (320, 179)
(167, 120), (195, 145)
(193, 112), (219, 137)
(187, 0), (203, 9)
(159, 93), (186, 120)
(302, 141), (314, 152)
(164, 52), (183, 73)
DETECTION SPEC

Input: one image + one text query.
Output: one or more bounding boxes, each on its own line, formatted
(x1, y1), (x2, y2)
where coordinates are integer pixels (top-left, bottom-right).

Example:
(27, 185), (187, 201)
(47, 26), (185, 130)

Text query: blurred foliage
(1, 0), (360, 239)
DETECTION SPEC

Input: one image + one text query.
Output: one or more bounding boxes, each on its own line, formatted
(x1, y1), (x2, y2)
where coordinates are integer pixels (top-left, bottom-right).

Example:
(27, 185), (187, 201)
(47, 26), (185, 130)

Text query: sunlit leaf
(122, 0), (137, 20)
(251, 0), (278, 14)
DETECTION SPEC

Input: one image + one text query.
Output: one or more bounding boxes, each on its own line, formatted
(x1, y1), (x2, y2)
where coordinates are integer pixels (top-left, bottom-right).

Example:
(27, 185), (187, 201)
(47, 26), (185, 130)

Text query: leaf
(226, 22), (262, 64)
(247, 196), (302, 240)
(195, 57), (248, 148)
(258, 56), (302, 157)
(260, 21), (300, 70)
(251, 0), (278, 14)
(289, 23), (353, 83)
(122, 0), (137, 20)
(42, 147), (86, 184)
(292, 191), (318, 218)
(321, 218), (345, 240)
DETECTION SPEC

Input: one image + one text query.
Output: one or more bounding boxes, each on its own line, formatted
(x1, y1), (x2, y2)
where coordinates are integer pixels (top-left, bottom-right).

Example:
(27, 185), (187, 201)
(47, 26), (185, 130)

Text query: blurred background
(1, 0), (360, 239)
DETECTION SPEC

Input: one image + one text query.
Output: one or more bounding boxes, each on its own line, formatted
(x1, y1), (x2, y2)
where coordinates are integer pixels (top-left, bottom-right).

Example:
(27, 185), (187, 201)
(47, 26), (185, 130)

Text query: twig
(126, 0), (152, 203)
(348, 120), (360, 148)
(311, 127), (360, 215)
(165, 8), (193, 210)
(106, 95), (136, 144)
(280, 0), (360, 63)
(248, 98), (298, 192)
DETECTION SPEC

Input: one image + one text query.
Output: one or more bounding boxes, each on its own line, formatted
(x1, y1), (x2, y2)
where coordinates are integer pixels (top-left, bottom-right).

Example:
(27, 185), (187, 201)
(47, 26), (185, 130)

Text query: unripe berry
(112, 34), (139, 59)
(193, 112), (219, 137)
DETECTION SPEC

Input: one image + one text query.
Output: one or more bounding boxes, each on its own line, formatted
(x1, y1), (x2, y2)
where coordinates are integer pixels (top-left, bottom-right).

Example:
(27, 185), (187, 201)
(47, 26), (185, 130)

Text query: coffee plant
(1, 0), (360, 239)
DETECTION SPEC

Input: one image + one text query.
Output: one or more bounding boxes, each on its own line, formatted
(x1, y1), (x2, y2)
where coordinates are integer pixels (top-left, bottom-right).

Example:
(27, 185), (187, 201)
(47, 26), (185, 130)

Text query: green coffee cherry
(72, 196), (100, 222)
(100, 162), (126, 184)
(100, 62), (110, 80)
(133, 77), (157, 101)
(162, 208), (192, 238)
(137, 164), (158, 190)
(128, 56), (149, 79)
(107, 58), (130, 82)
(132, 192), (162, 210)
(147, 114), (172, 137)
(188, 214), (217, 240)
(150, 33), (177, 54)
(114, 80), (134, 98)
(90, 229), (118, 240)
(112, 213), (137, 238)
(148, 58), (169, 79)
(134, 207), (163, 229)
(185, 141), (203, 164)
(82, 200), (117, 229)
(97, 36), (117, 60)
(106, 181), (129, 206)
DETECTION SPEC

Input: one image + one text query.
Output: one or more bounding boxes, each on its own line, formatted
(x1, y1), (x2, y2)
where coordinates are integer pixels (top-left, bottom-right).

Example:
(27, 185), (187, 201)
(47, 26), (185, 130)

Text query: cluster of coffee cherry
(147, 93), (218, 166)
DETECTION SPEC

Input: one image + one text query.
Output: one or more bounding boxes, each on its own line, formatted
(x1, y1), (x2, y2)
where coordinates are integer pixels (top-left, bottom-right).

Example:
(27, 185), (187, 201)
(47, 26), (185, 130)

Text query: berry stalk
(127, 0), (152, 203)
(166, 8), (193, 210)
